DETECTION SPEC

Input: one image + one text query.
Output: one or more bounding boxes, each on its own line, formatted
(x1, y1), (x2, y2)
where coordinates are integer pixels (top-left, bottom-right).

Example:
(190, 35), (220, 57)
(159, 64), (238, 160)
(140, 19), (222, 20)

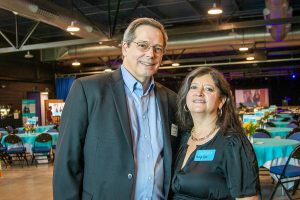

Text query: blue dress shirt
(121, 65), (164, 200)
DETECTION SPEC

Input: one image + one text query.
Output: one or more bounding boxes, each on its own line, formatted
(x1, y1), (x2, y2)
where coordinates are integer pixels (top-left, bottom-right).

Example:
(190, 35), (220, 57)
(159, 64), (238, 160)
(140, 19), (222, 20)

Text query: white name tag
(171, 124), (178, 137)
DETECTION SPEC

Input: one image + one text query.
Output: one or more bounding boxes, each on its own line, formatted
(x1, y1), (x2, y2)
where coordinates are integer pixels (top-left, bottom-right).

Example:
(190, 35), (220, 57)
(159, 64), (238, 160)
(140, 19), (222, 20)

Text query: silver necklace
(191, 126), (218, 142)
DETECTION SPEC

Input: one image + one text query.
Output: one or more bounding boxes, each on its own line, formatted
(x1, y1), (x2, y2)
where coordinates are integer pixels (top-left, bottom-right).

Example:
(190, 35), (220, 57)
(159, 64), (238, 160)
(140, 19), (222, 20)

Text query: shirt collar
(121, 65), (155, 96)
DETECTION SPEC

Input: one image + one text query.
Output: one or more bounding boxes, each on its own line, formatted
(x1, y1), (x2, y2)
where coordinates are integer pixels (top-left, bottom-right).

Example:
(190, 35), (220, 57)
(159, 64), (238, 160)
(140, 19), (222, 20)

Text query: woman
(172, 67), (260, 200)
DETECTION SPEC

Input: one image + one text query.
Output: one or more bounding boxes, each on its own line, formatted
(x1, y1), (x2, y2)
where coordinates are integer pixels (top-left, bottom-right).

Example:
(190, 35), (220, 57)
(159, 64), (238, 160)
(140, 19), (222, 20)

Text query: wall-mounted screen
(49, 102), (65, 116)
(235, 88), (269, 107)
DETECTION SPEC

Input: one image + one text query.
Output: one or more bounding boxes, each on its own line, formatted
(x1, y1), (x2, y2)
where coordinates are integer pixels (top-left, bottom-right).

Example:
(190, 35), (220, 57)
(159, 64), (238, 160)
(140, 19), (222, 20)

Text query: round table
(253, 138), (299, 168)
(272, 121), (290, 128)
(265, 127), (293, 138)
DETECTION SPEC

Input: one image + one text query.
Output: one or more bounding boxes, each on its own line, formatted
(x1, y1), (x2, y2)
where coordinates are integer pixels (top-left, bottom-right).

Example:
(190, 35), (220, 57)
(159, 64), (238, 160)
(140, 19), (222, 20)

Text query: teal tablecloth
(265, 127), (293, 138)
(17, 125), (55, 133)
(0, 130), (8, 135)
(272, 121), (290, 127)
(253, 138), (299, 167)
(278, 113), (292, 118)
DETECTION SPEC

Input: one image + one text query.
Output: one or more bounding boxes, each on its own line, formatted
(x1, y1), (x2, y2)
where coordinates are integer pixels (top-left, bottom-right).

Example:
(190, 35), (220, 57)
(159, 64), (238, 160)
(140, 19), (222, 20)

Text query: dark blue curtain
(56, 77), (76, 101)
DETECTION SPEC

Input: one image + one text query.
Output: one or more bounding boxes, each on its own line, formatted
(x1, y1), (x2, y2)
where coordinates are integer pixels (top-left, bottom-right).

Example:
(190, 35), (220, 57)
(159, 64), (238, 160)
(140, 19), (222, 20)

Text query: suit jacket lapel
(110, 69), (133, 153)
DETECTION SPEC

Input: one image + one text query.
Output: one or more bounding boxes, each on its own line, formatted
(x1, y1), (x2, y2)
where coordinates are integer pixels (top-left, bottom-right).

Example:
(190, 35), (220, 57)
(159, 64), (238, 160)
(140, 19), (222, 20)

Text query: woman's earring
(184, 104), (189, 112)
(218, 108), (223, 117)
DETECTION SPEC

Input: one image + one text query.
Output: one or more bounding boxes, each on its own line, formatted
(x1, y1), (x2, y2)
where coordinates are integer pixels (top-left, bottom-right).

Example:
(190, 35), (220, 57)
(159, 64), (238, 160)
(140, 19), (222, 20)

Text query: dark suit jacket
(53, 68), (179, 200)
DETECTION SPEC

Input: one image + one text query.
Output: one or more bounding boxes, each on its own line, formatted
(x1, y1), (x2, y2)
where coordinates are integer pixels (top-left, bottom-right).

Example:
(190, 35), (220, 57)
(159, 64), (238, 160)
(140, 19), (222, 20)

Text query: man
(53, 17), (179, 200)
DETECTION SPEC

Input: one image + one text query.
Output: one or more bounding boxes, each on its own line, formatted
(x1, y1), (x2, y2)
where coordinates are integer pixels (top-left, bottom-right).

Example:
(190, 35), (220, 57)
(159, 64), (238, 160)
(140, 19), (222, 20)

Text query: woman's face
(186, 74), (225, 116)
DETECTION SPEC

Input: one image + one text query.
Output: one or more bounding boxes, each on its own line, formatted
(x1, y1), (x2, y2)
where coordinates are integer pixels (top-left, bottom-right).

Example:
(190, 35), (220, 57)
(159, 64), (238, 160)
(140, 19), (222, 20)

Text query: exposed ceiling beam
(167, 17), (300, 35)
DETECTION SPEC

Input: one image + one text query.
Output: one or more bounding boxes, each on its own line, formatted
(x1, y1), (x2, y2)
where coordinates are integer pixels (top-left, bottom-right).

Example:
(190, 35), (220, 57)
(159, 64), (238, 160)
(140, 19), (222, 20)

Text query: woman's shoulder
(221, 130), (249, 147)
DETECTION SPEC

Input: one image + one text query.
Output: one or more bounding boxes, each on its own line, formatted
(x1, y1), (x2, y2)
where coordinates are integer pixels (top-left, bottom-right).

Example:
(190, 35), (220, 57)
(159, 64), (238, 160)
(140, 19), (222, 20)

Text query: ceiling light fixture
(246, 56), (255, 61)
(239, 30), (249, 52)
(24, 51), (34, 58)
(208, 3), (223, 15)
(239, 47), (249, 51)
(67, 21), (80, 32)
(172, 63), (180, 67)
(104, 69), (113, 72)
(72, 60), (81, 66)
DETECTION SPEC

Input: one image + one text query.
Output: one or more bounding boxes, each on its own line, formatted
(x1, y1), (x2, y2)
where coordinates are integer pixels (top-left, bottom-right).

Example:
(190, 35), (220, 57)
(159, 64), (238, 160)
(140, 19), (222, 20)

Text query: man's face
(122, 25), (165, 84)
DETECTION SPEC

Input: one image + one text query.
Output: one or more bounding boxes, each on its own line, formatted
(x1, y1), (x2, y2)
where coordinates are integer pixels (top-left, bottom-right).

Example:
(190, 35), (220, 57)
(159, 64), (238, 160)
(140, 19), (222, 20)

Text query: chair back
(4, 134), (24, 150)
(291, 145), (300, 160)
(279, 145), (300, 177)
(34, 133), (52, 147)
(4, 134), (22, 145)
(265, 122), (276, 127)
(253, 132), (271, 138)
(281, 117), (291, 122)
(17, 129), (25, 134)
(287, 132), (300, 142)
(253, 128), (271, 138)
(290, 127), (300, 134)
(287, 123), (298, 128)
(5, 126), (14, 133)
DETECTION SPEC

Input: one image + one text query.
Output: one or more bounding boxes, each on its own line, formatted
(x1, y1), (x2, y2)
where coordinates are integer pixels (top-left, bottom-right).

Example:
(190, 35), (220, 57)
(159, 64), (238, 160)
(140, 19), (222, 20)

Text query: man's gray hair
(122, 17), (168, 48)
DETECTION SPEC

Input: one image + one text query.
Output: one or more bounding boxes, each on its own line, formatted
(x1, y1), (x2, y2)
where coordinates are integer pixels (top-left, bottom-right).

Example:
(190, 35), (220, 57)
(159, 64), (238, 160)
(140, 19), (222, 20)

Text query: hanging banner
(22, 99), (36, 124)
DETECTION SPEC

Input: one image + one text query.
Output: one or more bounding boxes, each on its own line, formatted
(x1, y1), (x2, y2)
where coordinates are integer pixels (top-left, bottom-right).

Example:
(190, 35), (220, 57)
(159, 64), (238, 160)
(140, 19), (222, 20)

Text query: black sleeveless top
(171, 130), (260, 200)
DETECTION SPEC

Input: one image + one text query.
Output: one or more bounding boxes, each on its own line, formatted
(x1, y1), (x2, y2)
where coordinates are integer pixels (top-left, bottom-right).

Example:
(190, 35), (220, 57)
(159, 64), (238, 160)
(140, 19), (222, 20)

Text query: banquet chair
(0, 134), (8, 167)
(289, 127), (300, 135)
(31, 133), (52, 166)
(52, 144), (56, 162)
(265, 122), (276, 127)
(0, 145), (8, 167)
(281, 117), (291, 122)
(269, 144), (300, 200)
(5, 125), (14, 133)
(17, 129), (25, 134)
(253, 129), (271, 138)
(287, 132), (300, 142)
(4, 134), (28, 167)
(287, 123), (299, 128)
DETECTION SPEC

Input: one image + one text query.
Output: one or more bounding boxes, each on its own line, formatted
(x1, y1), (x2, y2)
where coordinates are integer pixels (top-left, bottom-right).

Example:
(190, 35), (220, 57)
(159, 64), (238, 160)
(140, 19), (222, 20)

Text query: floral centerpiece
(257, 111), (271, 128)
(243, 120), (259, 138)
(23, 123), (36, 133)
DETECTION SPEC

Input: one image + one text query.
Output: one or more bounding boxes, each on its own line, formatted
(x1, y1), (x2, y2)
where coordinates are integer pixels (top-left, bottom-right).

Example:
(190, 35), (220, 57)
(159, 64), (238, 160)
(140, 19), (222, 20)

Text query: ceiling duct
(0, 0), (108, 40)
(47, 30), (300, 62)
(263, 0), (292, 41)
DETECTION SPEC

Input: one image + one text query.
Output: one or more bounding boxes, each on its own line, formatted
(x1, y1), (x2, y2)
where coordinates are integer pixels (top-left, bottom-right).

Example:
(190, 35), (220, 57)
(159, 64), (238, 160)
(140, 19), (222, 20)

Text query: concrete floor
(0, 164), (53, 200)
(0, 164), (299, 200)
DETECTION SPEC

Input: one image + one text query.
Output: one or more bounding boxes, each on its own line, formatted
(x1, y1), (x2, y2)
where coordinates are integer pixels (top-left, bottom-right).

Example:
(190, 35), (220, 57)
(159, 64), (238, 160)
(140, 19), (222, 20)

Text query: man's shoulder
(77, 69), (121, 86)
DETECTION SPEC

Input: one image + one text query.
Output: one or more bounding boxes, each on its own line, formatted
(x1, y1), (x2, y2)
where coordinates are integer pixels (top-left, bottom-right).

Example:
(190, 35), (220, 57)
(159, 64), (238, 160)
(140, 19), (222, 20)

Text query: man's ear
(122, 42), (128, 57)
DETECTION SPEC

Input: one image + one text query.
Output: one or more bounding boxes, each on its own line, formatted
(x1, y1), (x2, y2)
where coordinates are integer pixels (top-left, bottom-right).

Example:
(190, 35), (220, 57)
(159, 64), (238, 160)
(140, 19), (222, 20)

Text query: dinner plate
(254, 141), (264, 145)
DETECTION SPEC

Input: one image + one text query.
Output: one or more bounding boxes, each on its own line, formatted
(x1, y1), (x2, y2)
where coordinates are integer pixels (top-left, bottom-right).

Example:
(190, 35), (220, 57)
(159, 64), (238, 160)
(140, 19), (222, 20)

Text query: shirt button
(145, 135), (148, 139)
(128, 173), (133, 179)
(145, 198), (149, 200)
(148, 176), (152, 180)
(143, 115), (146, 119)
(147, 154), (150, 158)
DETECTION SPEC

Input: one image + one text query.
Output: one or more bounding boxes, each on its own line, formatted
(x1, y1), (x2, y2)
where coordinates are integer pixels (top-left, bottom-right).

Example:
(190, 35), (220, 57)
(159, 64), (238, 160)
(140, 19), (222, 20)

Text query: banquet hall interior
(1, 0), (300, 199)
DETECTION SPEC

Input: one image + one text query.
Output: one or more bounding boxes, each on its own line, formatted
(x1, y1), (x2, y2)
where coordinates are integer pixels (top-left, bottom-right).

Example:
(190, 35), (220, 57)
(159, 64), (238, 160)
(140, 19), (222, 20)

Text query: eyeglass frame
(130, 41), (165, 55)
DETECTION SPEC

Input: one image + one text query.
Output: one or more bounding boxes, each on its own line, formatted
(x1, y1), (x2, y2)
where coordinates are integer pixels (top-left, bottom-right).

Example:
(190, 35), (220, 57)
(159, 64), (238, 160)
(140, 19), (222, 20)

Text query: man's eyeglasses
(132, 41), (165, 55)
